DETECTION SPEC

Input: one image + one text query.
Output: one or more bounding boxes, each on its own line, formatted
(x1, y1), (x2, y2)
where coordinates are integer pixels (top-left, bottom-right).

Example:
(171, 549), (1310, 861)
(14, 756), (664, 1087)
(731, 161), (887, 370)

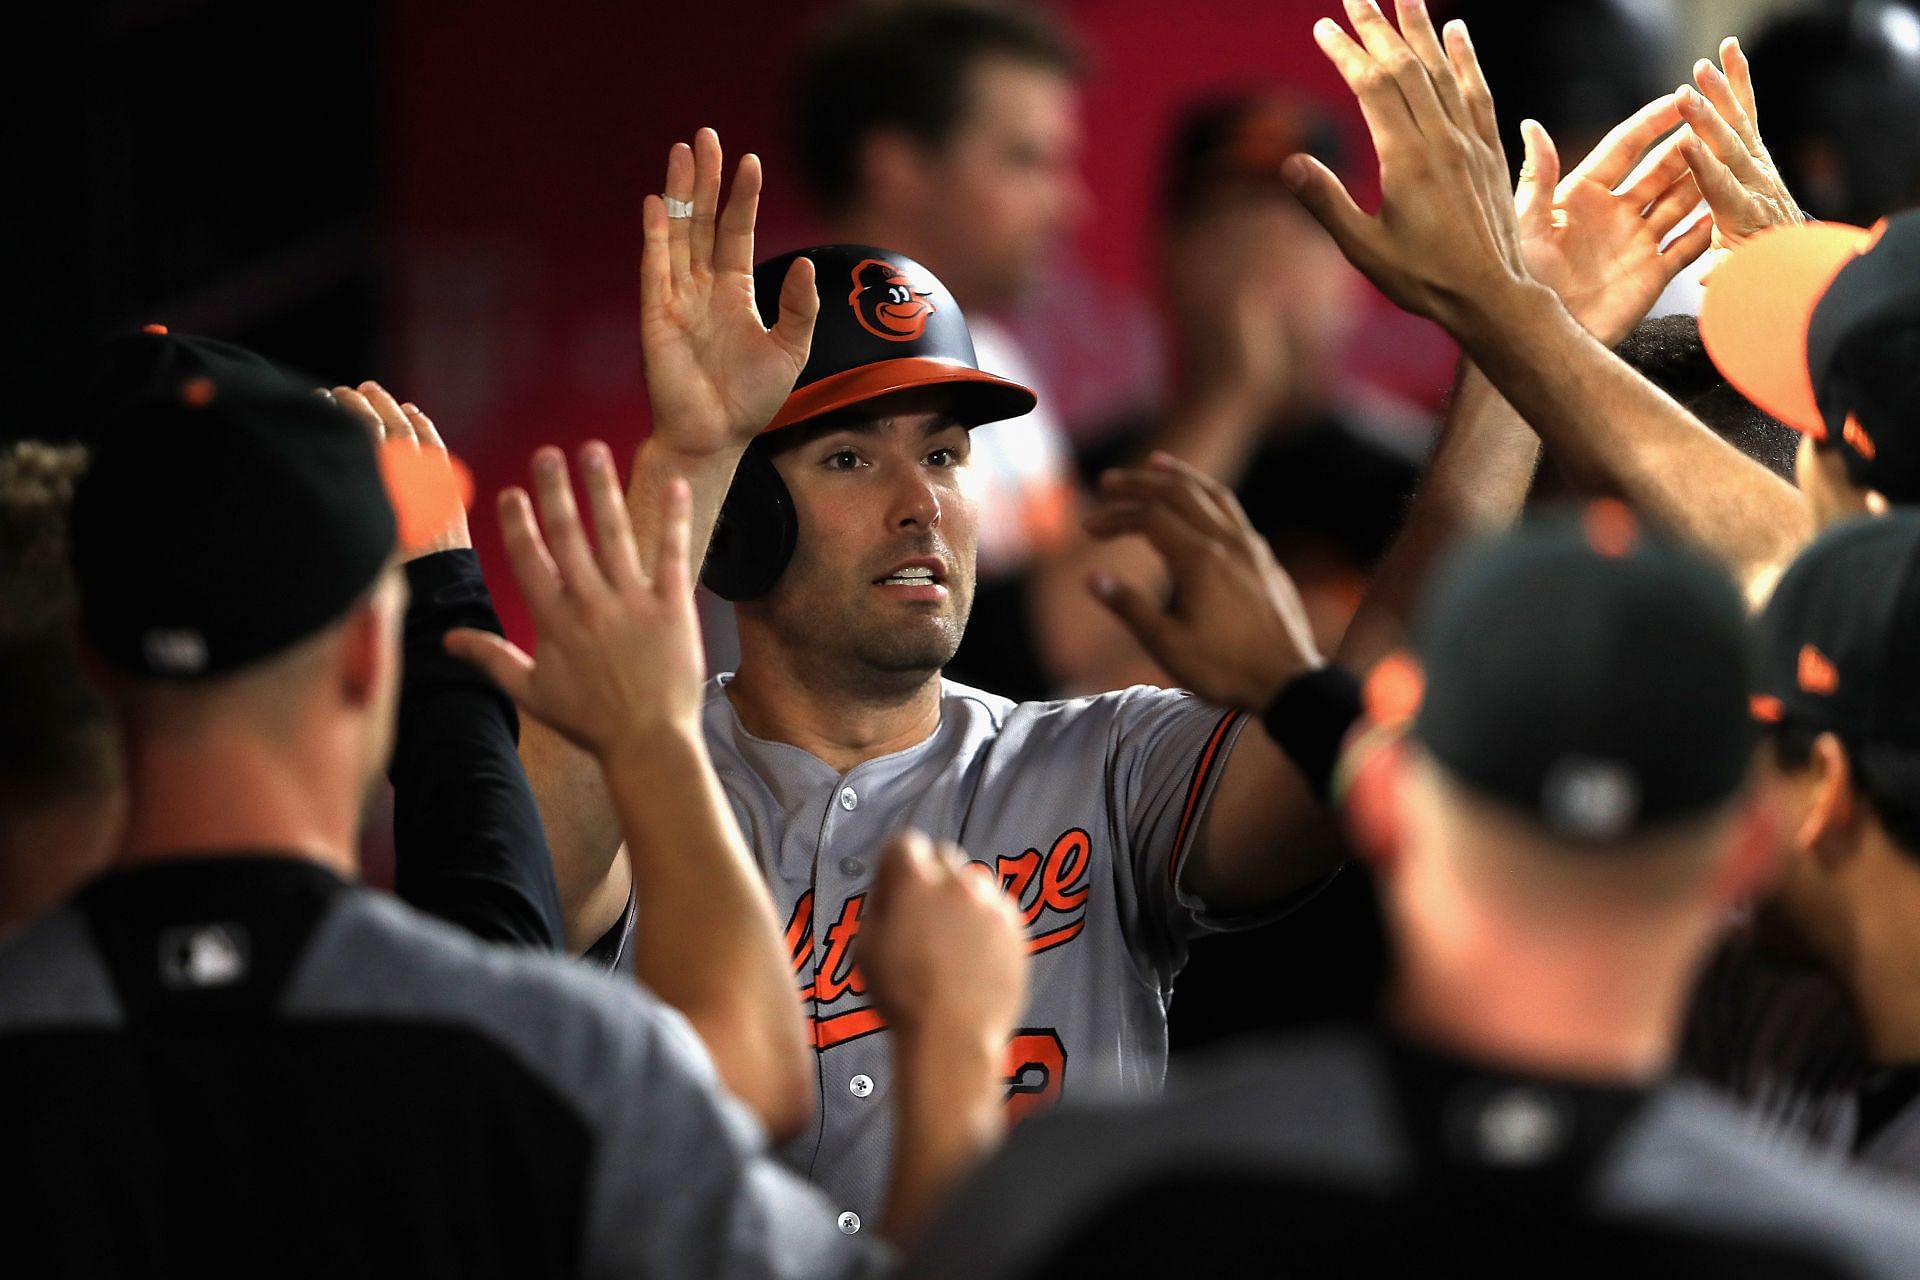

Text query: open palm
(1515, 98), (1711, 346)
(640, 129), (818, 455)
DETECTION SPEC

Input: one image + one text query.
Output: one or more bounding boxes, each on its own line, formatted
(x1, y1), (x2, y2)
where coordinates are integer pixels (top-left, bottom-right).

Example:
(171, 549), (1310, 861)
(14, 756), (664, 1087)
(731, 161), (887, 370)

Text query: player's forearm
(625, 432), (745, 581)
(1453, 282), (1810, 598)
(1336, 361), (1539, 675)
(519, 716), (630, 952)
(601, 728), (813, 1142)
(880, 1023), (1006, 1247)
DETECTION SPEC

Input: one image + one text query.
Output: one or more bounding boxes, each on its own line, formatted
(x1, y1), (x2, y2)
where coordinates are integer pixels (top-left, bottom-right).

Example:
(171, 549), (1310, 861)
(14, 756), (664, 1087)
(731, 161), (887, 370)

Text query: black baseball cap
(1700, 211), (1920, 503)
(1412, 506), (1756, 840)
(71, 330), (399, 679)
(1751, 513), (1920, 792)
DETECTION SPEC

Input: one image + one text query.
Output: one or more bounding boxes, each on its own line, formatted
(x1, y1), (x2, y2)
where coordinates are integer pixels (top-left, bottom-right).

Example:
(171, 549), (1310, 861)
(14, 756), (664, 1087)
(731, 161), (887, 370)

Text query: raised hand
(1677, 37), (1804, 251)
(1084, 452), (1323, 710)
(1516, 99), (1713, 345)
(640, 128), (819, 458)
(445, 445), (704, 756)
(330, 380), (472, 560)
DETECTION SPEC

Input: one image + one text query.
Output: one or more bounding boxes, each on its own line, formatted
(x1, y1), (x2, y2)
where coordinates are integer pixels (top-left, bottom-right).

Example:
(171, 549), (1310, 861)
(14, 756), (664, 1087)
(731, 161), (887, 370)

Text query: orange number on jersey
(1003, 1028), (1067, 1123)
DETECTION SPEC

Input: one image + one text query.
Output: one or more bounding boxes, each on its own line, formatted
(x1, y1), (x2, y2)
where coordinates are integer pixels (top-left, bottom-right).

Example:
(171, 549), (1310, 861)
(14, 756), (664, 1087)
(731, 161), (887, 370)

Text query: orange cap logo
(1750, 694), (1784, 723)
(1842, 414), (1877, 461)
(849, 259), (935, 342)
(1797, 644), (1839, 695)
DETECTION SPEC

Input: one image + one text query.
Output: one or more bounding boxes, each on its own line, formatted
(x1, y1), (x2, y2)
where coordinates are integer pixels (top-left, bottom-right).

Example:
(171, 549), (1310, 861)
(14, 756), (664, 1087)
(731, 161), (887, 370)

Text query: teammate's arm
(522, 127), (819, 952)
(1286, 2), (1809, 605)
(1342, 91), (1719, 671)
(332, 382), (566, 950)
(450, 444), (814, 1142)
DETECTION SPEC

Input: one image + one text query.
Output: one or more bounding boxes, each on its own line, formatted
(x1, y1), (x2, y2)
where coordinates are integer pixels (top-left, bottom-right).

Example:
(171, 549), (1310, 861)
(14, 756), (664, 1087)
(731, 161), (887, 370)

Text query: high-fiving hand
(1282, 0), (1531, 333)
(1084, 452), (1323, 711)
(640, 128), (819, 458)
(1677, 37), (1803, 251)
(446, 444), (705, 758)
(330, 380), (472, 561)
(1516, 98), (1712, 346)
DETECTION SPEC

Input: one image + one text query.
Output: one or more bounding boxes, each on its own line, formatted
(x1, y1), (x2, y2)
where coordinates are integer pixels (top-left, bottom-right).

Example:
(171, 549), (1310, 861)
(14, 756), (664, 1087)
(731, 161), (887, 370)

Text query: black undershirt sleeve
(388, 549), (565, 951)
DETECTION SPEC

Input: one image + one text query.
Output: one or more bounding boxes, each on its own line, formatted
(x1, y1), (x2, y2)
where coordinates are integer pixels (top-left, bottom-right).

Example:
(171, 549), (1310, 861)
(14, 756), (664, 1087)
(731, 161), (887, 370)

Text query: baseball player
(524, 129), (1348, 1234)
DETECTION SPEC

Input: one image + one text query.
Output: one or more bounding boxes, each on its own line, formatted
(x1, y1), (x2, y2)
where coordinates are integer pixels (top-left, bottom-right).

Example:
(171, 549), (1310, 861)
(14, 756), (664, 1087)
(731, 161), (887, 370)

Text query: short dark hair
(1614, 315), (1799, 480)
(0, 443), (118, 815)
(793, 0), (1081, 215)
(1770, 723), (1920, 860)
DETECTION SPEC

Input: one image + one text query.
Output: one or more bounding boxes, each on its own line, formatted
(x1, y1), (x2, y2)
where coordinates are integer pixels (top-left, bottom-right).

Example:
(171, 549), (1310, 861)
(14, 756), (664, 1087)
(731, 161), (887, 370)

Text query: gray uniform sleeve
(1102, 686), (1250, 959)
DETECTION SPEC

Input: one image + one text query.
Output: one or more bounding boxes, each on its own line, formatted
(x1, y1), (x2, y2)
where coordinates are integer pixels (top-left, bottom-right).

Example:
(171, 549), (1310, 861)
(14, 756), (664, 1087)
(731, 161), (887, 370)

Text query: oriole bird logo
(849, 258), (935, 342)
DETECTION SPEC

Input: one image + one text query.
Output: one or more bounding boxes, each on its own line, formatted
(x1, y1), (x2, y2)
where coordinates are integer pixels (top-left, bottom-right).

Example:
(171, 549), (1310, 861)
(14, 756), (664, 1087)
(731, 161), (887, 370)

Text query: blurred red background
(386, 0), (1455, 643)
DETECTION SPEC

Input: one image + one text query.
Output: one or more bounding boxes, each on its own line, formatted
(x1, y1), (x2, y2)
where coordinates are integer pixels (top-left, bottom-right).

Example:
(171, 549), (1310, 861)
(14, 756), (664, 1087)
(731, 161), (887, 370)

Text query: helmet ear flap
(700, 443), (798, 602)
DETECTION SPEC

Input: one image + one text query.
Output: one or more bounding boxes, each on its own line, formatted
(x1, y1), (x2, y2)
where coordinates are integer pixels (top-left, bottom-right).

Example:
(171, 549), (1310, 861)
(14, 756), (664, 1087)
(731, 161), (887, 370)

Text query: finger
(496, 487), (563, 614)
(1394, 0), (1471, 132)
(1144, 450), (1253, 526)
(443, 628), (535, 704)
(404, 403), (446, 450)
(873, 828), (935, 906)
(1083, 500), (1214, 569)
(1659, 212), (1714, 272)
(689, 127), (723, 273)
(1088, 573), (1178, 666)
(330, 386), (382, 440)
(771, 256), (819, 365)
(1513, 118), (1561, 231)
(1723, 36), (1759, 130)
(641, 195), (674, 310)
(664, 141), (694, 282)
(1098, 466), (1235, 541)
(1442, 21), (1503, 168)
(528, 448), (607, 598)
(1692, 57), (1760, 155)
(1645, 170), (1705, 238)
(1563, 94), (1682, 193)
(1618, 129), (1691, 210)
(358, 381), (417, 447)
(713, 152), (763, 277)
(1282, 154), (1375, 269)
(1676, 85), (1765, 187)
(1679, 132), (1753, 223)
(579, 441), (644, 591)
(653, 477), (694, 599)
(1344, 0), (1452, 141)
(1313, 16), (1420, 153)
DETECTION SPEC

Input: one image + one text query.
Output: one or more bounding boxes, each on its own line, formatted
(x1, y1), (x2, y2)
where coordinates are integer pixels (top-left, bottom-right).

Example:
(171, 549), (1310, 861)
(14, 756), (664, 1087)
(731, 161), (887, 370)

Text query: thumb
(772, 255), (819, 361)
(1089, 573), (1178, 666)
(1513, 118), (1561, 229)
(1282, 153), (1374, 273)
(870, 827), (934, 913)
(443, 629), (535, 705)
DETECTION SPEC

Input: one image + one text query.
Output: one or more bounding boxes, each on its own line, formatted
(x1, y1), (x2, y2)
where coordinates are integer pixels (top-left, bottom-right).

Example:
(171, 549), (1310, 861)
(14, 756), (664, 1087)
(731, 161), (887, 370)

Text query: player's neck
(726, 657), (944, 775)
(114, 724), (363, 879)
(1838, 840), (1920, 1064)
(1388, 904), (1700, 1086)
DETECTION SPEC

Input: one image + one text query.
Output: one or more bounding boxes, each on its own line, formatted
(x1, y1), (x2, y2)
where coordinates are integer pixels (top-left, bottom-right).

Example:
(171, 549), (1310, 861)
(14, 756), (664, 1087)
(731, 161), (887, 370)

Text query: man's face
(918, 57), (1086, 308)
(749, 402), (977, 684)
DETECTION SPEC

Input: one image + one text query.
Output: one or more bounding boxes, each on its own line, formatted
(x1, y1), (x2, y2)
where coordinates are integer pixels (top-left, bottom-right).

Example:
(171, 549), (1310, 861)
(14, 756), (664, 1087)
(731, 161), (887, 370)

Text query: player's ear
(1343, 734), (1407, 880)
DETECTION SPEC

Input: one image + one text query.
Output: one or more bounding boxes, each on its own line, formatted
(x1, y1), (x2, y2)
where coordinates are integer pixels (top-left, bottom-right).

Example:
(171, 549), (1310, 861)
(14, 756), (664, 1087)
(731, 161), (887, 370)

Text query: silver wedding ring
(663, 196), (695, 219)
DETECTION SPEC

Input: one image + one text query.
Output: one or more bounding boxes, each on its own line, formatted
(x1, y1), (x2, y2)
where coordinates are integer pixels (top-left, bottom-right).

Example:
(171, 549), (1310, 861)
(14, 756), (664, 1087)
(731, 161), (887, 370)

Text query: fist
(859, 829), (1029, 1046)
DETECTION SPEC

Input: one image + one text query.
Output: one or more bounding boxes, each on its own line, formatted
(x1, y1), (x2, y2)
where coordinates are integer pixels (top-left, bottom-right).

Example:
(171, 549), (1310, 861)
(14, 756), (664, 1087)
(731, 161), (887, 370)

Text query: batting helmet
(699, 245), (1036, 601)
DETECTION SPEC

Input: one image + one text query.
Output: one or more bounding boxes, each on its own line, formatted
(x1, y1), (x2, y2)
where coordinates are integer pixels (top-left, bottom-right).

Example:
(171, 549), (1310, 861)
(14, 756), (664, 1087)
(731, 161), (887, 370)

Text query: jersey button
(848, 1073), (874, 1098)
(839, 856), (865, 877)
(837, 1211), (862, 1235)
(838, 786), (858, 811)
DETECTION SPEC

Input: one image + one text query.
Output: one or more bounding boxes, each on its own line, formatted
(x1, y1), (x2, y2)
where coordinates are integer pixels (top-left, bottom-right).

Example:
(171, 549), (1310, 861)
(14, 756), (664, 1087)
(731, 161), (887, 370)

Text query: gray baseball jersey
(699, 673), (1253, 1236)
